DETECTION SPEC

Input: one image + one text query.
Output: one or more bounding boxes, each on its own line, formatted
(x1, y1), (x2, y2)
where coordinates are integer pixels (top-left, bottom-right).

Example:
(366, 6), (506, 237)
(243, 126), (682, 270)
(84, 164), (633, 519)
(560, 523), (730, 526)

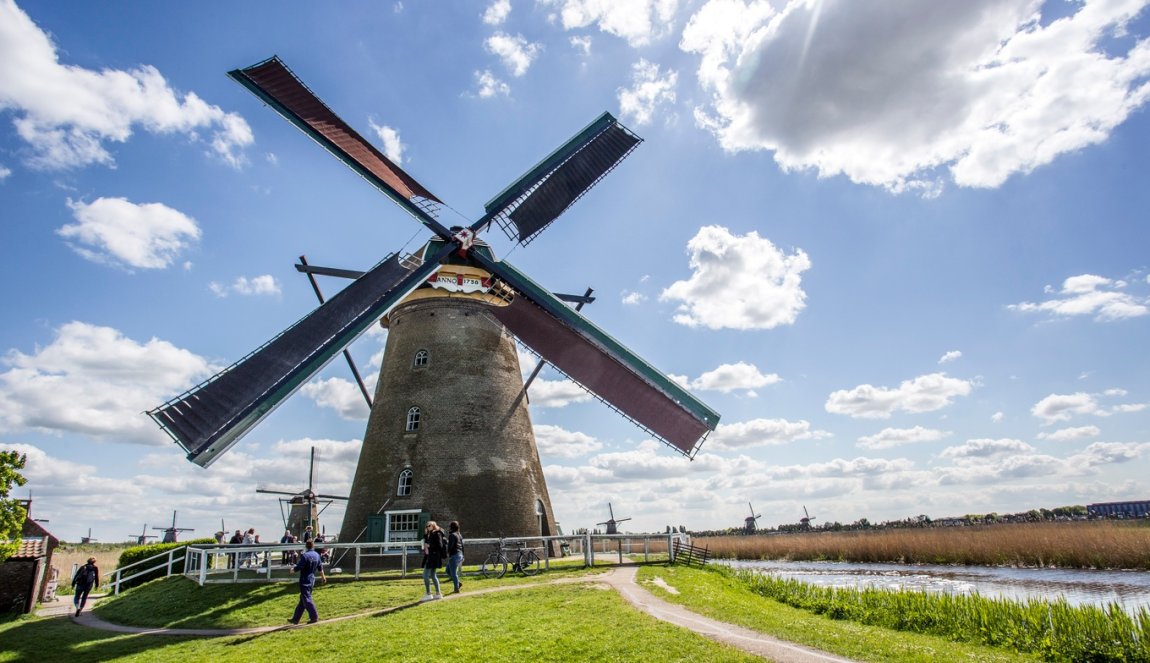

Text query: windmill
(744, 502), (762, 535)
(80, 528), (97, 544)
(800, 506), (817, 530)
(154, 511), (194, 544)
(256, 446), (348, 538)
(128, 524), (158, 546)
(147, 55), (719, 548)
(596, 503), (632, 535)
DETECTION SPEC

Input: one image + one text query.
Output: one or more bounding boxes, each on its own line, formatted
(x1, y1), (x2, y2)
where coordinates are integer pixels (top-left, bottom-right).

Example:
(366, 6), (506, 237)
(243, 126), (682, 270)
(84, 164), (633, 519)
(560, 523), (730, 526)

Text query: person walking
(289, 539), (326, 625)
(445, 520), (464, 594)
(72, 557), (99, 616)
(420, 520), (447, 601)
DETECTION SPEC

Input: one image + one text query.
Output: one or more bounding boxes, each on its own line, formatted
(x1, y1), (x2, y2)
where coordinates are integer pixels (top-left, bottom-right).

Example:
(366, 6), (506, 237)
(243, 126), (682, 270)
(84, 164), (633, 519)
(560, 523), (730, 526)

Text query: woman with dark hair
(420, 520), (447, 601)
(445, 520), (464, 593)
(72, 557), (99, 617)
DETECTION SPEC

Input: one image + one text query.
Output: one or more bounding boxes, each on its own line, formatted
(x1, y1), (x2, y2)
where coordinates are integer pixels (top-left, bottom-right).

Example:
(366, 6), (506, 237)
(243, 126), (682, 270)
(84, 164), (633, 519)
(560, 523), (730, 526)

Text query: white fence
(174, 532), (690, 587)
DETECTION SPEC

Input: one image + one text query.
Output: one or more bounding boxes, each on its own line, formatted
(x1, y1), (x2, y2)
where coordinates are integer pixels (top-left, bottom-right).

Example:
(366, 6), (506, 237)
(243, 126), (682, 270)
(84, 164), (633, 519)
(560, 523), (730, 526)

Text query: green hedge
(115, 538), (216, 590)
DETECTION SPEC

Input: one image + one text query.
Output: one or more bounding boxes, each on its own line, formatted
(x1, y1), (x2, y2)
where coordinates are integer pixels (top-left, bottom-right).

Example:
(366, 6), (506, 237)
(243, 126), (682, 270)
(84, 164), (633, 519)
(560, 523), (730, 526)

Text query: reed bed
(729, 566), (1150, 661)
(701, 521), (1150, 569)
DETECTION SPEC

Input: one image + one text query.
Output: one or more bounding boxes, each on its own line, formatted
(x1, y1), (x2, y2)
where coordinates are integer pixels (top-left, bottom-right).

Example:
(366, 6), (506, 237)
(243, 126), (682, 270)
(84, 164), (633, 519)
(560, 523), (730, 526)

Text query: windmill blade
(228, 56), (453, 240)
(315, 493), (351, 501)
(476, 256), (719, 457)
(149, 248), (449, 467)
(256, 489), (300, 496)
(616, 517), (633, 523)
(476, 112), (641, 246)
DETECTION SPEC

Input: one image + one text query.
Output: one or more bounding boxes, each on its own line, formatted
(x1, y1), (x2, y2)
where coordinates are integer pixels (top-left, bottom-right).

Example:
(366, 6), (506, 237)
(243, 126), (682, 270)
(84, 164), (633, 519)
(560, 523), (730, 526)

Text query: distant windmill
(257, 446), (348, 538)
(128, 524), (158, 546)
(154, 510), (195, 543)
(744, 502), (762, 534)
(80, 528), (97, 544)
(596, 503), (632, 535)
(800, 506), (817, 530)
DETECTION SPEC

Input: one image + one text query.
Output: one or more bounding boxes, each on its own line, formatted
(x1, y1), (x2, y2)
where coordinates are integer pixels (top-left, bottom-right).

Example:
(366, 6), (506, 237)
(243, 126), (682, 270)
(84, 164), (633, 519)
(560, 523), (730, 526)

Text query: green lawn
(1, 580), (756, 663)
(635, 565), (1041, 663)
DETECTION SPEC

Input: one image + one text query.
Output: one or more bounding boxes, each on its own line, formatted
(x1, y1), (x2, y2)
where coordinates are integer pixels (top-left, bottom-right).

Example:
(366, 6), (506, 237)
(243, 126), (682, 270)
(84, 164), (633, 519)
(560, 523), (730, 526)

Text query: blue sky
(1, 0), (1148, 543)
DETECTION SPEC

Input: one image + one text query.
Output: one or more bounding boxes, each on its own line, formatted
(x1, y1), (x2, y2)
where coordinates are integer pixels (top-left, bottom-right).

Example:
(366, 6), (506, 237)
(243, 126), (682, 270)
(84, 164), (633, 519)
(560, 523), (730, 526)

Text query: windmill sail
(478, 256), (718, 457)
(149, 251), (446, 467)
(228, 56), (448, 235)
(480, 112), (641, 246)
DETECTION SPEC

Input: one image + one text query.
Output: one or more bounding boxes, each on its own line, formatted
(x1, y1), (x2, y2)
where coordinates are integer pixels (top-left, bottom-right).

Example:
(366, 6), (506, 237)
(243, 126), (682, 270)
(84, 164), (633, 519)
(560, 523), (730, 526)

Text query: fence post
(355, 545), (361, 580)
(585, 532), (594, 567)
(114, 568), (122, 596)
(668, 532), (676, 564)
(199, 549), (208, 586)
(166, 548), (175, 577)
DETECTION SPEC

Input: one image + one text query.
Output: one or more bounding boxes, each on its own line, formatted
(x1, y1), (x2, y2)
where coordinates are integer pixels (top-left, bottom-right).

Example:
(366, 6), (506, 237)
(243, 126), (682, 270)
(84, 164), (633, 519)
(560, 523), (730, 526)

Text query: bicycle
(480, 539), (541, 578)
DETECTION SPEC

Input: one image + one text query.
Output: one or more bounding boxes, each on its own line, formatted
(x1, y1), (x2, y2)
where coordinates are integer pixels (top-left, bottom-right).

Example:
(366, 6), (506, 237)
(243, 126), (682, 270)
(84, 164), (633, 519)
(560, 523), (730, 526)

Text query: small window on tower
(397, 469), (413, 496)
(405, 406), (421, 431)
(414, 350), (429, 367)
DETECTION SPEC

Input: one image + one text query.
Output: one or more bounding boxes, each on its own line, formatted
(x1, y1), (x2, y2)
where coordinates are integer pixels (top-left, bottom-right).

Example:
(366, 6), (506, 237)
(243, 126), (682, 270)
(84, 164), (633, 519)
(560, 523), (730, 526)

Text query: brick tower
(340, 239), (558, 546)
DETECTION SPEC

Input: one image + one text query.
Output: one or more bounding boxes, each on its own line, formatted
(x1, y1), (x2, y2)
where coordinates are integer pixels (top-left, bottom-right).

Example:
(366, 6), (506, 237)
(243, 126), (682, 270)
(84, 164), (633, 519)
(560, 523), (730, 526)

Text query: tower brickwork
(341, 291), (558, 546)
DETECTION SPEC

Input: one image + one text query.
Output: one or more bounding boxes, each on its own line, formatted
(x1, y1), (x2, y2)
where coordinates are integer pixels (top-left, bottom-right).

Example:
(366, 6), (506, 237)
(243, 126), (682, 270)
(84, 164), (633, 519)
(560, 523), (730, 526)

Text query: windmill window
(405, 407), (421, 431)
(397, 469), (413, 496)
(413, 350), (429, 367)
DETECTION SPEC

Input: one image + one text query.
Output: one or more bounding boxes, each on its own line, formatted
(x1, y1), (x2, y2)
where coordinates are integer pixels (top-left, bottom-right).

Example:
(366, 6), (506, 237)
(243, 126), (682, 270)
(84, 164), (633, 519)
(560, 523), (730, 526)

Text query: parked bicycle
(480, 539), (541, 578)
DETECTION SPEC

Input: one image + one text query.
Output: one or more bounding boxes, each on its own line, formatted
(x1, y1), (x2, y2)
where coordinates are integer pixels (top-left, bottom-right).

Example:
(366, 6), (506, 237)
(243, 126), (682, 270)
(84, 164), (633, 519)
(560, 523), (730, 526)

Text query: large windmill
(154, 511), (194, 544)
(744, 502), (762, 534)
(148, 56), (719, 547)
(257, 446), (348, 538)
(596, 503), (632, 535)
(800, 506), (818, 530)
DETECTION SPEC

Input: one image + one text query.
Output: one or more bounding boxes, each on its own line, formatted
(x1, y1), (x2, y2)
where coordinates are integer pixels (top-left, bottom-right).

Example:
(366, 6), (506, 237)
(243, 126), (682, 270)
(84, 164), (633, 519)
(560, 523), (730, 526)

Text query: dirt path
(40, 567), (855, 662)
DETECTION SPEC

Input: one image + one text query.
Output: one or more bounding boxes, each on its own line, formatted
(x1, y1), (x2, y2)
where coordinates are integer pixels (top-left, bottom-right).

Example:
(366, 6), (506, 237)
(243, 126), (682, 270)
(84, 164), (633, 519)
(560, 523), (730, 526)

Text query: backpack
(76, 564), (96, 588)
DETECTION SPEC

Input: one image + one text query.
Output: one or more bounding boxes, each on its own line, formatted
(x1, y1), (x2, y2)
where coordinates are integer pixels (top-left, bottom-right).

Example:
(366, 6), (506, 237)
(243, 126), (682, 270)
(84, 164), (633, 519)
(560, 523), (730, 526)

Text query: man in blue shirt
(289, 539), (326, 624)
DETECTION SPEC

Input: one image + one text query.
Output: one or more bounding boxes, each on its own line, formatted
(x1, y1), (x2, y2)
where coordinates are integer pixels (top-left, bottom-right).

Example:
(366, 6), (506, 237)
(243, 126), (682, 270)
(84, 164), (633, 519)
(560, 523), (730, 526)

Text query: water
(720, 559), (1150, 614)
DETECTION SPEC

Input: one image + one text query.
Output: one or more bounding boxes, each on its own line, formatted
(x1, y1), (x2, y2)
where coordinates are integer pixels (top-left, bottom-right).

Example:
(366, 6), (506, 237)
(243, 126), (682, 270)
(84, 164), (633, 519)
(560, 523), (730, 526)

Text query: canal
(720, 559), (1150, 614)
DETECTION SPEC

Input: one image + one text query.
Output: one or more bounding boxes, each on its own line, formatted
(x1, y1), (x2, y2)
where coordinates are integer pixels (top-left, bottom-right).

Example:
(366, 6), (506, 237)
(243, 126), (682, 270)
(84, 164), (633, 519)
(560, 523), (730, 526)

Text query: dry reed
(700, 521), (1150, 569)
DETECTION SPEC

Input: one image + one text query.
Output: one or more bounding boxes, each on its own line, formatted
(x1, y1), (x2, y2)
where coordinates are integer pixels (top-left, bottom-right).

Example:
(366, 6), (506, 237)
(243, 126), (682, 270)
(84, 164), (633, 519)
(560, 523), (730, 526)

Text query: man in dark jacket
(72, 557), (99, 616)
(289, 539), (326, 624)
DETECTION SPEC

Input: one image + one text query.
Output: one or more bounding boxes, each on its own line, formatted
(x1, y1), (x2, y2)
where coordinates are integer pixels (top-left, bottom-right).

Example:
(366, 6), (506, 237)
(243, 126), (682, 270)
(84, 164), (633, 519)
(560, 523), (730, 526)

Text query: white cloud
(58, 197), (201, 270)
(766, 456), (914, 480)
(534, 424), (602, 459)
(0, 1), (253, 169)
(708, 417), (831, 450)
(680, 0), (1150, 193)
(857, 426), (949, 450)
(938, 350), (962, 364)
(1009, 274), (1149, 321)
(991, 411), (1004, 423)
(474, 70), (510, 98)
(618, 58), (677, 126)
(527, 378), (592, 408)
(660, 225), (810, 330)
(544, 0), (679, 47)
(1071, 441), (1149, 467)
(1036, 425), (1101, 442)
(1031, 389), (1147, 424)
(570, 35), (593, 55)
(369, 121), (405, 163)
(483, 0), (512, 25)
(300, 377), (373, 421)
(209, 274), (281, 298)
(690, 361), (779, 394)
(0, 322), (216, 444)
(485, 32), (542, 77)
(621, 290), (646, 305)
(826, 372), (974, 419)
(0, 163), (10, 179)
(939, 438), (1035, 460)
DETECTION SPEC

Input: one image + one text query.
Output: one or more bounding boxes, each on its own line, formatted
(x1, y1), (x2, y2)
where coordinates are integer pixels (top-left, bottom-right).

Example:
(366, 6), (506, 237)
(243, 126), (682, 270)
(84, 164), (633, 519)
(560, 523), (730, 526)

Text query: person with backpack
(420, 520), (447, 601)
(72, 557), (99, 616)
(445, 520), (464, 594)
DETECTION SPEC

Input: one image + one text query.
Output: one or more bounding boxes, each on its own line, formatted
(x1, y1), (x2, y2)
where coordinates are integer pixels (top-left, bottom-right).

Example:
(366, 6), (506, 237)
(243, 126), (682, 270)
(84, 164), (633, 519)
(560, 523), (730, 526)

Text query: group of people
(419, 520), (464, 601)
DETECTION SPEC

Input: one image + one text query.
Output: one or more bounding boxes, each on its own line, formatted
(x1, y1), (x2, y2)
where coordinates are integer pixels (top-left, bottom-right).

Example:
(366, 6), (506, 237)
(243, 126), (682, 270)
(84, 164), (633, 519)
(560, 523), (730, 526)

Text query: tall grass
(728, 566), (1150, 661)
(702, 521), (1150, 569)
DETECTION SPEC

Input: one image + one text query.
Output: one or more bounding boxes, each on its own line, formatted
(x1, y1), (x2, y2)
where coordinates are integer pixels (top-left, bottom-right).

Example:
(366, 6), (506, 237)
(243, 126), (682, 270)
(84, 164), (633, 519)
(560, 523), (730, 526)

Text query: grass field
(51, 545), (127, 591)
(700, 520), (1150, 568)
